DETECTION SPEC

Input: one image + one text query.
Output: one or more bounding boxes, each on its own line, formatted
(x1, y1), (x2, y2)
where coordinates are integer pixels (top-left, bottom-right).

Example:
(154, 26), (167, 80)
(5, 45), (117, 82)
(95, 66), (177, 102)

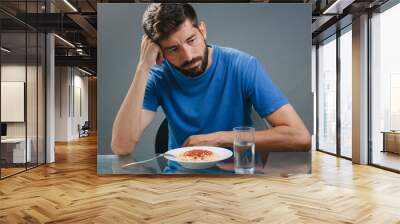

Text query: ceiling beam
(55, 55), (96, 72)
(67, 13), (97, 46)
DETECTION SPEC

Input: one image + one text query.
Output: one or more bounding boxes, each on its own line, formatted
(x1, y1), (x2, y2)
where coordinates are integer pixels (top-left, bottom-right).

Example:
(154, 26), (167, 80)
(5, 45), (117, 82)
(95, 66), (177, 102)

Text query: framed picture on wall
(97, 3), (313, 175)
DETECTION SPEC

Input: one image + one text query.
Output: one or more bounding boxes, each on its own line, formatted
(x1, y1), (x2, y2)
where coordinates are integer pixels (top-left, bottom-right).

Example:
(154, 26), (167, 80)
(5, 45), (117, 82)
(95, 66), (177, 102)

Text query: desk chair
(78, 121), (90, 138)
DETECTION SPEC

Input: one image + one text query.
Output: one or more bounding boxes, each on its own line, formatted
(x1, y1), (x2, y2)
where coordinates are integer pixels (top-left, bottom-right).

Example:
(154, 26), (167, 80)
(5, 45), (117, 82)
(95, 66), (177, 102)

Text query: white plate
(164, 146), (233, 169)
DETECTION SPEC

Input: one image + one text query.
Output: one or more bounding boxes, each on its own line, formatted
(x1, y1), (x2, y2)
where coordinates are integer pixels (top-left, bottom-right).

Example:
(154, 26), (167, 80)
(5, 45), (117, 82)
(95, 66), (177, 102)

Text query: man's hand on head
(138, 35), (164, 70)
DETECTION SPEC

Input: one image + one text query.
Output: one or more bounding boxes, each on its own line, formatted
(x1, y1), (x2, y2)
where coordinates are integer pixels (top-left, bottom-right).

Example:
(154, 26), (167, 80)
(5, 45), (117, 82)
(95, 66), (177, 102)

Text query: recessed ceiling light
(1, 47), (11, 53)
(78, 67), (93, 76)
(322, 0), (353, 15)
(63, 0), (78, 12)
(54, 34), (75, 48)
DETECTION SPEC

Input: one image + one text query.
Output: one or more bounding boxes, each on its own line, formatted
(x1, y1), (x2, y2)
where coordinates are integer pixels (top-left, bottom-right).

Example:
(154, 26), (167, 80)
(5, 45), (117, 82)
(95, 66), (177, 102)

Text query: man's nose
(180, 45), (193, 62)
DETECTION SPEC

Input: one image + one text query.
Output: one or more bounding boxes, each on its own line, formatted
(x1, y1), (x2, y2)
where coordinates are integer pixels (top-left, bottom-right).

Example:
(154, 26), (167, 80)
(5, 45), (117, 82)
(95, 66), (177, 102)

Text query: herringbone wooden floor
(1, 134), (400, 224)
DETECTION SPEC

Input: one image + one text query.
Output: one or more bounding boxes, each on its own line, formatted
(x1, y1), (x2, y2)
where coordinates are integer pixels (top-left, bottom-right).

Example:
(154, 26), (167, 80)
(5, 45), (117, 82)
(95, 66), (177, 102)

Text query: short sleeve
(243, 57), (289, 118)
(143, 71), (160, 112)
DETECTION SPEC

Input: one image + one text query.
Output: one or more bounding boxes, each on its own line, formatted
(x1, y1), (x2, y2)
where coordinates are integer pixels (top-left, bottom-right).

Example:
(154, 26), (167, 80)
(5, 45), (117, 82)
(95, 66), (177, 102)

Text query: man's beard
(170, 43), (209, 78)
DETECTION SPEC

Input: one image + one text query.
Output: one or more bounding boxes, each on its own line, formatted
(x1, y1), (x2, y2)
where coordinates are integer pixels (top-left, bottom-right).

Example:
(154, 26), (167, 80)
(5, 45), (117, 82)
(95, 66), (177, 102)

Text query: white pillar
(352, 14), (369, 164)
(46, 1), (55, 163)
(46, 33), (55, 163)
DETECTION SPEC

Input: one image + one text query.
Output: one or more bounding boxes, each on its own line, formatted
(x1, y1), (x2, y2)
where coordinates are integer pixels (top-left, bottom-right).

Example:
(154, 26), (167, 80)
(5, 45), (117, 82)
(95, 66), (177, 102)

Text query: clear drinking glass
(233, 127), (255, 174)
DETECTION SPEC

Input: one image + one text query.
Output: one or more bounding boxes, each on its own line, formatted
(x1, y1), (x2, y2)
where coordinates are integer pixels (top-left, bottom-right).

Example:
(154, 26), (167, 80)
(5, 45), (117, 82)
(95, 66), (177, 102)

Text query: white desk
(1, 138), (31, 163)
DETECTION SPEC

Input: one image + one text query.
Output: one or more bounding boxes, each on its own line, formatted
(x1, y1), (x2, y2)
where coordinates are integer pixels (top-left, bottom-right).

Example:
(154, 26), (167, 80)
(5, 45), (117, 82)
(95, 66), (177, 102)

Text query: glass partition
(339, 27), (352, 158)
(0, 1), (46, 179)
(1, 30), (28, 177)
(317, 35), (337, 155)
(370, 3), (400, 171)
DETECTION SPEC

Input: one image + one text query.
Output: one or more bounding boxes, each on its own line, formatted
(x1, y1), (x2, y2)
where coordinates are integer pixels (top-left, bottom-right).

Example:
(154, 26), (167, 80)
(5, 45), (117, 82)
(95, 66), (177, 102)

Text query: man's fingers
(183, 135), (196, 147)
(156, 51), (164, 65)
(142, 34), (150, 42)
(182, 138), (190, 147)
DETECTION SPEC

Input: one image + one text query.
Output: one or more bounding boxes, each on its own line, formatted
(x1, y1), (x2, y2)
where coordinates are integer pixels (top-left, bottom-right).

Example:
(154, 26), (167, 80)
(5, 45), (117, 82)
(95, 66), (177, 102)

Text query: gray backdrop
(98, 3), (312, 172)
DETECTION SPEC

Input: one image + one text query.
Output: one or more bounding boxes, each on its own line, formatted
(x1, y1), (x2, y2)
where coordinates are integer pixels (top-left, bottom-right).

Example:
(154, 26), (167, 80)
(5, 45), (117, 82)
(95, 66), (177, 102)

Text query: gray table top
(98, 151), (310, 175)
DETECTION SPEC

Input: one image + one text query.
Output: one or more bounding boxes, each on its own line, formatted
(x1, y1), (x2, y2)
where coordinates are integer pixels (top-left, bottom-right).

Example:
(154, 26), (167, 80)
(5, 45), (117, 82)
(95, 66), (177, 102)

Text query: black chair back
(82, 121), (90, 130)
(155, 119), (169, 154)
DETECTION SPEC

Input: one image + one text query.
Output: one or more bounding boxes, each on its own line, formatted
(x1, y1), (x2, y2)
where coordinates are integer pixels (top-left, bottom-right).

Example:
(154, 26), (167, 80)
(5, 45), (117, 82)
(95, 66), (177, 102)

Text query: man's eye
(168, 48), (178, 53)
(188, 38), (195, 43)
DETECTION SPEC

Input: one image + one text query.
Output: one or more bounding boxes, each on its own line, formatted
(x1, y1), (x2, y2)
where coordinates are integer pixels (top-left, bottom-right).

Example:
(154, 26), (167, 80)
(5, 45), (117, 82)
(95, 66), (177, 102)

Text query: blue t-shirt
(143, 44), (288, 150)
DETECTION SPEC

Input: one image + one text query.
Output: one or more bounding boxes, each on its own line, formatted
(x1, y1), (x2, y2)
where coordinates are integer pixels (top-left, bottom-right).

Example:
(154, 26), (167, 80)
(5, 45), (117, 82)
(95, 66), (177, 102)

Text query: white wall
(55, 66), (69, 141)
(54, 66), (89, 141)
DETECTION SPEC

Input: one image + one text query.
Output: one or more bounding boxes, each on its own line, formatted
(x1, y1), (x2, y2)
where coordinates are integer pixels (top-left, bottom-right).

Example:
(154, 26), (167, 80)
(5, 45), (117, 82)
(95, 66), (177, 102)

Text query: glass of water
(233, 126), (255, 174)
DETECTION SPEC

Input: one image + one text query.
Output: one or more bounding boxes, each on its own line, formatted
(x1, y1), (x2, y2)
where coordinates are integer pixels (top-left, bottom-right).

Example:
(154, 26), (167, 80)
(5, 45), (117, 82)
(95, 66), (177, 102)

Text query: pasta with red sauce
(177, 149), (218, 161)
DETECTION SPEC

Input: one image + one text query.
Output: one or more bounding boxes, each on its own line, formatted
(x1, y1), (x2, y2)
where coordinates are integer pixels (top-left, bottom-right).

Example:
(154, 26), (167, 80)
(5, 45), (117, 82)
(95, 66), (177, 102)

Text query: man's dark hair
(142, 3), (199, 43)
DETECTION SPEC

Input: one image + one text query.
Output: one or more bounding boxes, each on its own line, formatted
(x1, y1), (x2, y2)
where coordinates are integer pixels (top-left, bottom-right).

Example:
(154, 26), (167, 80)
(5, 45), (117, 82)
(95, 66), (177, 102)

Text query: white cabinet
(1, 138), (32, 163)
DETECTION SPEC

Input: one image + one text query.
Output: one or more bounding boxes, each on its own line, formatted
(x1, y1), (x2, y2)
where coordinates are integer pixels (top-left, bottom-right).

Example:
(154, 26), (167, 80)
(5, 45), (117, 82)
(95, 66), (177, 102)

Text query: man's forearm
(219, 126), (310, 152)
(111, 64), (151, 155)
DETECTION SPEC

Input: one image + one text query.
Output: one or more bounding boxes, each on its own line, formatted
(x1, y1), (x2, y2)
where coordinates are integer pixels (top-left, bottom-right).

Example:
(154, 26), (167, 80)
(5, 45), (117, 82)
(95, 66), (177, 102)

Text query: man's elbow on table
(294, 129), (312, 151)
(111, 139), (136, 156)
